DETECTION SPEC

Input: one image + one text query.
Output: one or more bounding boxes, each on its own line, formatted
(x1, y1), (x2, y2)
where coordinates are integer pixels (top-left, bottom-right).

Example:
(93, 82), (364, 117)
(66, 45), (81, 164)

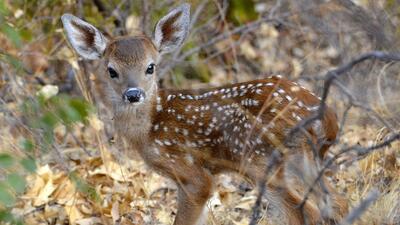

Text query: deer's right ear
(61, 14), (107, 60)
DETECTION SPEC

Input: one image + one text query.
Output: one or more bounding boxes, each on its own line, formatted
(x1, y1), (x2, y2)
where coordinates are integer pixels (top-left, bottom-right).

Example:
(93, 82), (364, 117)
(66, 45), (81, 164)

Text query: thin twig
(249, 150), (282, 225)
(339, 189), (380, 225)
(298, 132), (400, 211)
(288, 51), (400, 140)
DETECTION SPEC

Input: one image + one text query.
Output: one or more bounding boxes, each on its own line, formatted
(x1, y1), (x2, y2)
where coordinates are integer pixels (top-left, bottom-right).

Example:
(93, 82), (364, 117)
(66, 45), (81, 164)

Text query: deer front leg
(140, 147), (214, 225)
(172, 165), (214, 225)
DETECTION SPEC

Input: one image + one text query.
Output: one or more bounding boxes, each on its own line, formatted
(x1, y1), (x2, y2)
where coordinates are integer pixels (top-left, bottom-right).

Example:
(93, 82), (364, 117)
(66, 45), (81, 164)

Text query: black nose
(123, 88), (145, 103)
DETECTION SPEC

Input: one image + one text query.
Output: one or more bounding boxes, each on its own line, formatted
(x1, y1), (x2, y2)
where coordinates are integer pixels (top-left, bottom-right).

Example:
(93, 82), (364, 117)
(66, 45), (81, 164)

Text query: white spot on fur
(155, 139), (163, 146)
(185, 154), (194, 164)
(167, 95), (175, 101)
(153, 148), (160, 155)
(164, 140), (172, 146)
(156, 104), (163, 112)
(290, 86), (301, 92)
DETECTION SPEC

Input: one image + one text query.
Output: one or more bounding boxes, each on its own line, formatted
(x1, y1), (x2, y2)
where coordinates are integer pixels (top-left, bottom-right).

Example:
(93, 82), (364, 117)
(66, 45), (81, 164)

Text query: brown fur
(105, 36), (157, 65)
(63, 9), (348, 224)
(107, 72), (348, 225)
(98, 48), (349, 223)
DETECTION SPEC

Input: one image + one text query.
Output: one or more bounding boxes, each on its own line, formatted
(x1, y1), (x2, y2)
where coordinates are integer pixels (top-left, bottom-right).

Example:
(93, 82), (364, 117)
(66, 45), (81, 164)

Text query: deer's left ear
(154, 3), (190, 54)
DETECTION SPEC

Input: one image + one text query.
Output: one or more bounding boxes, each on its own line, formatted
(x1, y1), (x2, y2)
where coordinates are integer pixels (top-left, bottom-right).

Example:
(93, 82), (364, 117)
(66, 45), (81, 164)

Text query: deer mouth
(123, 88), (146, 104)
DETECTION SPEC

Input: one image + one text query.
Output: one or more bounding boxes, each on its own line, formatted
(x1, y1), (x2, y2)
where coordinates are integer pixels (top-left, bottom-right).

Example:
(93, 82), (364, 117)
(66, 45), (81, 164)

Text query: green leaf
(0, 210), (23, 225)
(0, 0), (8, 15)
(19, 28), (33, 42)
(227, 0), (258, 25)
(61, 106), (81, 124)
(6, 173), (26, 194)
(0, 54), (23, 71)
(42, 129), (55, 146)
(0, 210), (14, 222)
(69, 98), (91, 121)
(20, 138), (34, 152)
(42, 20), (53, 34)
(40, 112), (58, 130)
(55, 98), (92, 125)
(0, 154), (14, 169)
(69, 172), (100, 202)
(194, 62), (211, 83)
(0, 23), (22, 48)
(20, 158), (36, 173)
(0, 183), (15, 206)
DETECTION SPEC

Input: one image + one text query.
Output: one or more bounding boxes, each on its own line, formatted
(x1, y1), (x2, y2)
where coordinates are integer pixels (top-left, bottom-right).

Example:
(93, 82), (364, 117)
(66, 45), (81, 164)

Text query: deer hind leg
(301, 160), (348, 223)
(281, 178), (348, 225)
(172, 164), (214, 225)
(322, 177), (349, 223)
(281, 153), (348, 225)
(264, 165), (322, 225)
(242, 159), (319, 224)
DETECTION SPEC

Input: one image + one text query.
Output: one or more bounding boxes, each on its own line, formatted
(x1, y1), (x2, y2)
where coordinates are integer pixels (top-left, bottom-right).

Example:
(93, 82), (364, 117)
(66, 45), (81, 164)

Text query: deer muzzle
(123, 88), (146, 103)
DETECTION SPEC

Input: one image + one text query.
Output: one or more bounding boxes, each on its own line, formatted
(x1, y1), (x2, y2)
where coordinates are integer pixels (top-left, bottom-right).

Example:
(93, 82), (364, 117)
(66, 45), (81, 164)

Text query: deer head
(61, 4), (190, 119)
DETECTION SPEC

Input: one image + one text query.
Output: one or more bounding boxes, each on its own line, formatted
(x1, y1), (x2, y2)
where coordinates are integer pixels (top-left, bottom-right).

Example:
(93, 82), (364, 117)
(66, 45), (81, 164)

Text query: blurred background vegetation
(0, 0), (399, 224)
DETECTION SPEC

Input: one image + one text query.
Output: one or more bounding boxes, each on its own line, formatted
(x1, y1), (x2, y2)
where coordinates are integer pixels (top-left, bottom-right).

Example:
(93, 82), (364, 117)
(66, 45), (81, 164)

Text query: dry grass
(1, 0), (400, 224)
(3, 119), (398, 224)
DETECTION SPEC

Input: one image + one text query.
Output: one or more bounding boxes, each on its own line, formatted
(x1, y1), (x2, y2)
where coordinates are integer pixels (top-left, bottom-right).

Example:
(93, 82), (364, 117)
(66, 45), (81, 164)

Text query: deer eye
(146, 63), (155, 75)
(108, 67), (119, 79)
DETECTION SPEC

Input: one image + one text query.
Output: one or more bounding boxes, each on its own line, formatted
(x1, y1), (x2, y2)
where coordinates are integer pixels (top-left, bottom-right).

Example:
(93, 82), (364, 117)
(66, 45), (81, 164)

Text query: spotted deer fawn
(62, 4), (348, 225)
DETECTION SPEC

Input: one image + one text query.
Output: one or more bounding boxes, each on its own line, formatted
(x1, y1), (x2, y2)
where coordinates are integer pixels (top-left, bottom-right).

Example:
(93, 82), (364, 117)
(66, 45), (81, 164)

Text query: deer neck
(113, 85), (159, 148)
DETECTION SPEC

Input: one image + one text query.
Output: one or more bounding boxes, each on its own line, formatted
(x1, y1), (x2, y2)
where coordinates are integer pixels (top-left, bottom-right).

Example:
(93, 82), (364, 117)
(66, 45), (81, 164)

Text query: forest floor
(7, 115), (399, 225)
(1, 1), (399, 225)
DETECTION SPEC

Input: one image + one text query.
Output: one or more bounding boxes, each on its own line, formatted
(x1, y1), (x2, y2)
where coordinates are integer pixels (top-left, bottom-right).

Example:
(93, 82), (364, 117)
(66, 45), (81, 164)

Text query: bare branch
(249, 150), (282, 225)
(340, 189), (380, 225)
(288, 51), (400, 140)
(298, 132), (400, 212)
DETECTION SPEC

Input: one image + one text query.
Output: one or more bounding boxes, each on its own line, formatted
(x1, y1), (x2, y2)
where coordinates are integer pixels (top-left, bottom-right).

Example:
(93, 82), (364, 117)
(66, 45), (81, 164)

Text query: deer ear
(154, 3), (190, 54)
(61, 14), (107, 60)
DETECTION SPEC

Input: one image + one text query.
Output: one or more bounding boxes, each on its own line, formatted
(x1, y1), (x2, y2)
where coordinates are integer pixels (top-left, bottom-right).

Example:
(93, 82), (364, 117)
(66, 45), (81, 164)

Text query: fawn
(62, 4), (348, 225)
